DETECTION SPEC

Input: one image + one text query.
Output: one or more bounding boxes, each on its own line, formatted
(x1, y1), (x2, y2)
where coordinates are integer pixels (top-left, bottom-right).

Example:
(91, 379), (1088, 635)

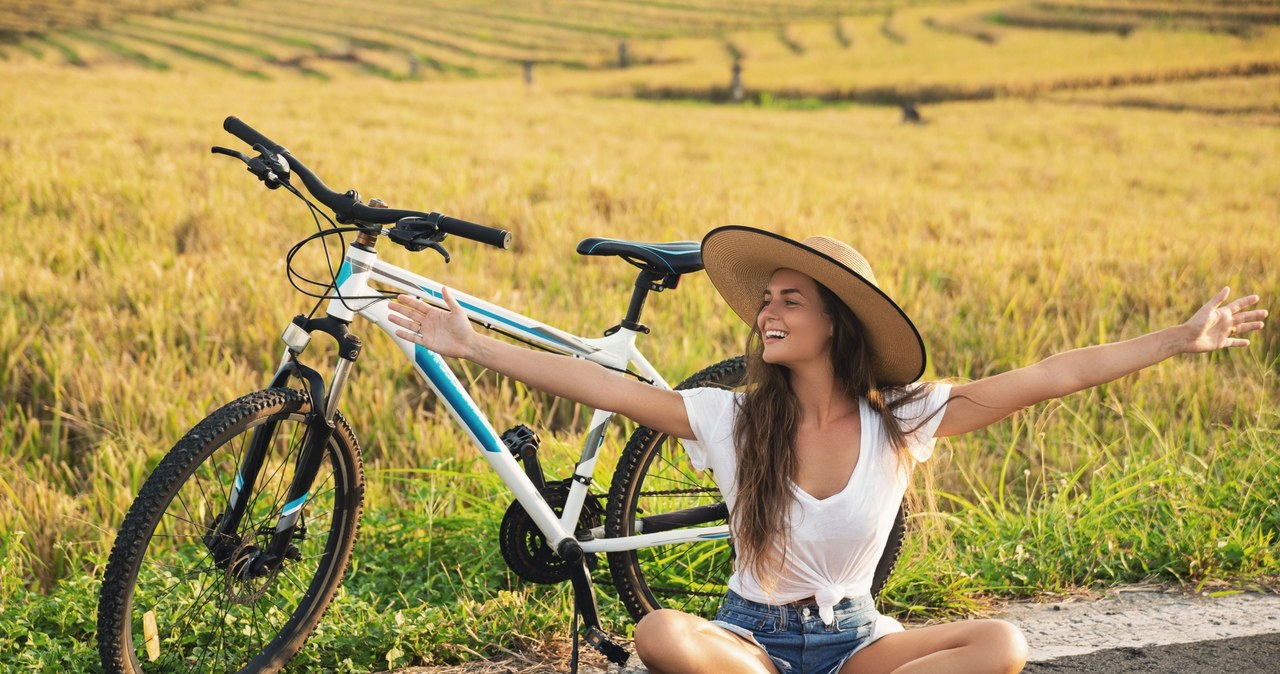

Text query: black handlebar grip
(221, 116), (511, 250)
(439, 215), (512, 250)
(223, 116), (286, 154)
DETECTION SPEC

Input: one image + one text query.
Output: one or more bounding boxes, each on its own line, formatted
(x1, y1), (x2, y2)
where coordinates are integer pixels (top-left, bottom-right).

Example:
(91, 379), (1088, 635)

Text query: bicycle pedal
(582, 626), (630, 666)
(500, 424), (540, 456)
(500, 424), (547, 491)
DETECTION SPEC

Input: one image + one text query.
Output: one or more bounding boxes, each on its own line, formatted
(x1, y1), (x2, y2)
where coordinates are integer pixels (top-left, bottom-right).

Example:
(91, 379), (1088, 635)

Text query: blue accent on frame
(234, 471), (244, 492)
(418, 285), (538, 340)
(698, 532), (731, 540)
(282, 493), (308, 516)
(414, 345), (504, 453)
(335, 260), (353, 288)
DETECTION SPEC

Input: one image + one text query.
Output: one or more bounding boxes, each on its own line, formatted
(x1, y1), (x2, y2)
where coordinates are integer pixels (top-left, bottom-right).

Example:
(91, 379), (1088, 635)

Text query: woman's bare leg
(634, 609), (779, 674)
(840, 619), (1028, 674)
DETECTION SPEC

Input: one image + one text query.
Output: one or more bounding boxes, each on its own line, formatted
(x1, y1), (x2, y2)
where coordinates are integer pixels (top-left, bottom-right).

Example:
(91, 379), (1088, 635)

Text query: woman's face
(756, 268), (834, 367)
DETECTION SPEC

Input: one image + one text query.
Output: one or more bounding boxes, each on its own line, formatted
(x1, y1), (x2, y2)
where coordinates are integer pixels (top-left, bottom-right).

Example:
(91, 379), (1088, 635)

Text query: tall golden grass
(2, 0), (1280, 611)
(2, 55), (1276, 600)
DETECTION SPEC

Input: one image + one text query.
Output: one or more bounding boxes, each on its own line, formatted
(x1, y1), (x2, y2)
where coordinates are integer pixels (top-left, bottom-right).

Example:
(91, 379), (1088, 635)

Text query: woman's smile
(763, 328), (789, 343)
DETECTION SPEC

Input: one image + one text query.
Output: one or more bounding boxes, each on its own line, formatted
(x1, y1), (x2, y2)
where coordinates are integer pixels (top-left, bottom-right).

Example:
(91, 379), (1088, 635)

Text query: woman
(387, 226), (1267, 674)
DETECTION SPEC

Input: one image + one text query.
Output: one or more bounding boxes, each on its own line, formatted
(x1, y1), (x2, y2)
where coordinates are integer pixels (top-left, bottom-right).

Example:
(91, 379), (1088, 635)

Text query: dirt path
(998, 586), (1280, 661)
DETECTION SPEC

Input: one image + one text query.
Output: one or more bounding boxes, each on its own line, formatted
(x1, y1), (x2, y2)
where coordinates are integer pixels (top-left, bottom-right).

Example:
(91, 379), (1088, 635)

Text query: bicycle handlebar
(222, 116), (512, 250)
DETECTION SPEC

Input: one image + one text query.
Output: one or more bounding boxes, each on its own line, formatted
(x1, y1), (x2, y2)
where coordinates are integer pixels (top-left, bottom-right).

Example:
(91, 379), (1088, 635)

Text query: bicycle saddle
(576, 237), (704, 274)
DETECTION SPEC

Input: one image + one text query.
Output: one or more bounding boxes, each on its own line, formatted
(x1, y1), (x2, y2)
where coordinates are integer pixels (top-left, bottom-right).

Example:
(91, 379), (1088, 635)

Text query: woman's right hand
(388, 288), (477, 359)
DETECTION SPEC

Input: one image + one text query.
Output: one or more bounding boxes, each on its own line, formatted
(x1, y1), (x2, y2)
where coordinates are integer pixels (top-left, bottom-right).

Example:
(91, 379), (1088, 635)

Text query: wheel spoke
(99, 390), (363, 674)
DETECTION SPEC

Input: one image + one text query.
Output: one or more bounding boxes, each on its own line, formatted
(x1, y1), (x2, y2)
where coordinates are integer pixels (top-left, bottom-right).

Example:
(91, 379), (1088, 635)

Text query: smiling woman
(387, 223), (1266, 674)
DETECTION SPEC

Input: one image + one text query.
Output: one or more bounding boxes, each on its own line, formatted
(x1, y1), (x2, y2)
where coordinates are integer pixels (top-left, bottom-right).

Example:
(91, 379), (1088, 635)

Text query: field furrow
(98, 24), (270, 79)
(65, 28), (171, 69)
(299, 0), (605, 68)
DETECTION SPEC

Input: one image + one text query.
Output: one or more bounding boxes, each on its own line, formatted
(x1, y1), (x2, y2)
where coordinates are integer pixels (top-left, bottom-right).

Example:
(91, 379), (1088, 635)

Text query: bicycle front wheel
(606, 356), (745, 622)
(98, 388), (364, 674)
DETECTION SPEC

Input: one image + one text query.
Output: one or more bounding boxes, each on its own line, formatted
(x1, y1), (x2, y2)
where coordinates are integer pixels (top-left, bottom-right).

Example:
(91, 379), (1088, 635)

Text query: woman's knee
(975, 619), (1028, 673)
(634, 609), (691, 660)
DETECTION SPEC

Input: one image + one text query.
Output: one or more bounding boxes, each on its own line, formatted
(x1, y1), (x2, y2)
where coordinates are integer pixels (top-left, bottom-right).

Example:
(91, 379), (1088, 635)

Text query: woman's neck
(788, 363), (858, 428)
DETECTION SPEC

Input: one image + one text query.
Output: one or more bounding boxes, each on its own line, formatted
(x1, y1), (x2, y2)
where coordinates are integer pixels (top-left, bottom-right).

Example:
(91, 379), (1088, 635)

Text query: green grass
(0, 473), (596, 671)
(5, 417), (1276, 668)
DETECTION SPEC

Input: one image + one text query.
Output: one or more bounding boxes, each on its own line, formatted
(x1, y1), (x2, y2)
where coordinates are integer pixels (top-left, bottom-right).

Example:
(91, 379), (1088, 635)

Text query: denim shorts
(711, 589), (881, 674)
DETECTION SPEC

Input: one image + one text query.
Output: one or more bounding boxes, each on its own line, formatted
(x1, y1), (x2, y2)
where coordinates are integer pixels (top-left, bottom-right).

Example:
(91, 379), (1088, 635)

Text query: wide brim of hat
(701, 225), (926, 385)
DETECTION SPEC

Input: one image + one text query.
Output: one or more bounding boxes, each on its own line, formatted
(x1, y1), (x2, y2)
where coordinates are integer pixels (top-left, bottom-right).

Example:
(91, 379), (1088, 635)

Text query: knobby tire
(98, 388), (364, 674)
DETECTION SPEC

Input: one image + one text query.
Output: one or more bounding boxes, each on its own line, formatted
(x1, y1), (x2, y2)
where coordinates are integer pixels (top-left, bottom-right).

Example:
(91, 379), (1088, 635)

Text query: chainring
(499, 480), (603, 584)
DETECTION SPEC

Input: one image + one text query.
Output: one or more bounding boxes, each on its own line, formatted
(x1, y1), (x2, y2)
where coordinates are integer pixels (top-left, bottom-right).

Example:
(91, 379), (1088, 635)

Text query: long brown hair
(731, 282), (937, 590)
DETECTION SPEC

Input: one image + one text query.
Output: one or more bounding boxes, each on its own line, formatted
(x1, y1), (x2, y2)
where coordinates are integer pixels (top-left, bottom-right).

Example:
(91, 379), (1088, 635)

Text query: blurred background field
(1, 0), (1278, 671)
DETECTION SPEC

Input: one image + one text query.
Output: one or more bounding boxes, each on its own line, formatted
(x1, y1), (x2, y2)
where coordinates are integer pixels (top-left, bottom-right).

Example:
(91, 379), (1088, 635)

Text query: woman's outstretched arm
(935, 287), (1268, 438)
(387, 289), (695, 440)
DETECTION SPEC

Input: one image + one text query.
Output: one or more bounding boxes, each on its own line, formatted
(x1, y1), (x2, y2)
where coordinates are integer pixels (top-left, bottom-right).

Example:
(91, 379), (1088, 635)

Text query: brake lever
(387, 215), (451, 262)
(425, 241), (451, 263)
(211, 146), (251, 163)
(210, 145), (290, 189)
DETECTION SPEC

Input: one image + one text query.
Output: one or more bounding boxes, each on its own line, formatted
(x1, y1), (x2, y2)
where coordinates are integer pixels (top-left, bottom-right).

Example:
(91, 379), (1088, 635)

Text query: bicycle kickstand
(560, 541), (629, 671)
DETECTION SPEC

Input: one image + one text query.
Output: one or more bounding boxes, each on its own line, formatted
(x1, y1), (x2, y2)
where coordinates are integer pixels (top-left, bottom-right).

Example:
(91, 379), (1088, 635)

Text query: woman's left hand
(1181, 287), (1268, 353)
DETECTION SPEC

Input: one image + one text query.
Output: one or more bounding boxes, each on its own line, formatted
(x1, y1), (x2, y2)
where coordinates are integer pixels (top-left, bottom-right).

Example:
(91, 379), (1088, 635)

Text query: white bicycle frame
(273, 241), (730, 558)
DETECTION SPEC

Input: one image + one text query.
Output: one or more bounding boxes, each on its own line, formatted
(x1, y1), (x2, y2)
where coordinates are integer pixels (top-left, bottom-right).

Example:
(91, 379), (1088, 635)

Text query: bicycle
(96, 117), (907, 673)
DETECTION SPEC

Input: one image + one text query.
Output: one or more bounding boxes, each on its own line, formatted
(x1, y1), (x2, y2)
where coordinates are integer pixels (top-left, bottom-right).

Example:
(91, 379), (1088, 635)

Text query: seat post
(621, 269), (665, 332)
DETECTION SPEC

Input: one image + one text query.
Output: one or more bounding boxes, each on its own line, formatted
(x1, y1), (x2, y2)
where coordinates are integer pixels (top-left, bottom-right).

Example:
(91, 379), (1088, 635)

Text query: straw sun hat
(700, 225), (926, 385)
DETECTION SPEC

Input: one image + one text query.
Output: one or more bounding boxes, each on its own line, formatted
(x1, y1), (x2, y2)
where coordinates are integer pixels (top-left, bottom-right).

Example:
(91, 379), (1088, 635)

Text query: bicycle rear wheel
(606, 357), (745, 621)
(98, 388), (364, 674)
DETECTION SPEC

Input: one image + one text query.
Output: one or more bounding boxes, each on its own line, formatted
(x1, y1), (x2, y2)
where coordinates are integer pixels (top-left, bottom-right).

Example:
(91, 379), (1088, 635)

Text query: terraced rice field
(2, 0), (1269, 88)
(0, 0), (909, 80)
(5, 0), (1276, 113)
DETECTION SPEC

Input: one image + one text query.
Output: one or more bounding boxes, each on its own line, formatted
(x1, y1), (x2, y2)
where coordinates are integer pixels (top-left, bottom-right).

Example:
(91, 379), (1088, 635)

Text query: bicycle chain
(636, 488), (718, 497)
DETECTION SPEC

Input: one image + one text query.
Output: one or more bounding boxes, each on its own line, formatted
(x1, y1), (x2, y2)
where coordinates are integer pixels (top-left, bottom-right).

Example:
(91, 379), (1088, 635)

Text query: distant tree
(901, 102), (924, 124)
(731, 59), (743, 103)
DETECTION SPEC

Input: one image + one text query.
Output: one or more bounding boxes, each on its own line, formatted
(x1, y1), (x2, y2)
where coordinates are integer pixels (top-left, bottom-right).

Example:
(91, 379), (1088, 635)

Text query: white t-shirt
(679, 383), (951, 626)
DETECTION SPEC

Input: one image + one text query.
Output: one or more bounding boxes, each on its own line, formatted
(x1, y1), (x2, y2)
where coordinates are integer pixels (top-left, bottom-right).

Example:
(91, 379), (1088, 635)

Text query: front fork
(205, 315), (360, 578)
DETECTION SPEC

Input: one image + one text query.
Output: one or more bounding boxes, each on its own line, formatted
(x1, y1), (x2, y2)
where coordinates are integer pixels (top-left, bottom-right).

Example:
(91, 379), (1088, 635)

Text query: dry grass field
(1, 0), (1277, 670)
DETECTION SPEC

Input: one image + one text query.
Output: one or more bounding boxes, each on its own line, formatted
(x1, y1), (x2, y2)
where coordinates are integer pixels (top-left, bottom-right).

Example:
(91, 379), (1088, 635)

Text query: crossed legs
(634, 609), (1027, 674)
